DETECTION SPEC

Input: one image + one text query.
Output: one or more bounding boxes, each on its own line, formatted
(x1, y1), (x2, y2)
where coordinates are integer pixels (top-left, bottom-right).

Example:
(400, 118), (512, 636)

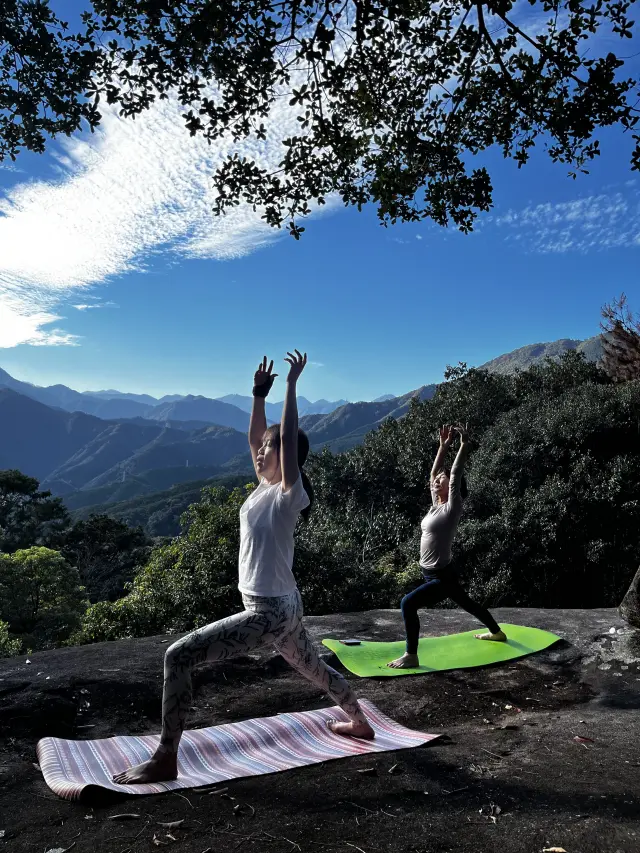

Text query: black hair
(265, 424), (315, 521)
(460, 475), (469, 500)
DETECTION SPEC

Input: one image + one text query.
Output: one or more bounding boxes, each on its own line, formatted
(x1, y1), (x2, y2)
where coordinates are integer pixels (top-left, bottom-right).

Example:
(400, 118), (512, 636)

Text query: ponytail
(300, 468), (315, 522)
(460, 475), (468, 500)
(297, 429), (314, 521)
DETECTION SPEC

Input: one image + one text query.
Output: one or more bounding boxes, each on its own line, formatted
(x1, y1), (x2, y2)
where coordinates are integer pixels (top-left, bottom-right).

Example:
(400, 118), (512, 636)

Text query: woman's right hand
(439, 425), (454, 447)
(253, 356), (278, 398)
(453, 422), (470, 446)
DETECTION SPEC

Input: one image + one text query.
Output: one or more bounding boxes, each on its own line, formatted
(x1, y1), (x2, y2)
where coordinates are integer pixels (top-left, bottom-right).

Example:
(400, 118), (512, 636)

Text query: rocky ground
(1, 607), (639, 853)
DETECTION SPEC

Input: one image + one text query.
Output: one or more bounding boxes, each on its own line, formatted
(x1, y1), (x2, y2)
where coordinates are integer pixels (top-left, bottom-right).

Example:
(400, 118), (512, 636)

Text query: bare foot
(387, 653), (420, 669)
(112, 749), (178, 784)
(475, 630), (507, 642)
(327, 719), (375, 740)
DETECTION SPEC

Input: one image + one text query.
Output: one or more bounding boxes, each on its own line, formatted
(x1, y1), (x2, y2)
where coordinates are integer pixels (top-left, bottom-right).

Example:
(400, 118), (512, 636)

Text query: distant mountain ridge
(83, 389), (160, 405)
(479, 335), (603, 375)
(0, 388), (250, 504)
(1, 332), (605, 519)
(216, 394), (349, 419)
(0, 368), (349, 427)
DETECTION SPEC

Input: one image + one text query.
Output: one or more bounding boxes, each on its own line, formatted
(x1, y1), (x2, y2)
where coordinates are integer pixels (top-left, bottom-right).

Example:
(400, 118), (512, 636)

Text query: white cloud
(0, 289), (79, 347)
(309, 361), (325, 368)
(0, 86), (335, 348)
(0, 162), (23, 173)
(73, 301), (117, 311)
(493, 186), (640, 253)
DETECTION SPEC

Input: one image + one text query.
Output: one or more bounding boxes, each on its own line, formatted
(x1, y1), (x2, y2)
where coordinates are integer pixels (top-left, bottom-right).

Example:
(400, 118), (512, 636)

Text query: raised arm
(280, 349), (307, 493)
(431, 425), (454, 482)
(249, 356), (277, 479)
(449, 423), (470, 504)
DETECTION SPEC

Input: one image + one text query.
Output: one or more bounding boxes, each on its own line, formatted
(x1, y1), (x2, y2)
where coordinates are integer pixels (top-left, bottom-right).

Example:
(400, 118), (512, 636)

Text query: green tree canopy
(0, 546), (87, 650)
(0, 470), (69, 553)
(2, 1), (638, 235)
(59, 514), (153, 603)
(78, 485), (249, 642)
(458, 379), (640, 607)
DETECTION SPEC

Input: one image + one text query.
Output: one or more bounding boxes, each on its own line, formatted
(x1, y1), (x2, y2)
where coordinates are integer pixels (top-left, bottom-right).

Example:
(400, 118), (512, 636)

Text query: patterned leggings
(159, 589), (368, 752)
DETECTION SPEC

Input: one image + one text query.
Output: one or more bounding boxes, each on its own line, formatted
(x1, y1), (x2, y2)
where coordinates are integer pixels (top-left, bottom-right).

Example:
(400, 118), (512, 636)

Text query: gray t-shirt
(419, 457), (465, 574)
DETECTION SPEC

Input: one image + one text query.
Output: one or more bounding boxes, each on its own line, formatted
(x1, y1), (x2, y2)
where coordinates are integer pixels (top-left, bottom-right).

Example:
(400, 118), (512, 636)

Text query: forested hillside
(4, 316), (639, 658)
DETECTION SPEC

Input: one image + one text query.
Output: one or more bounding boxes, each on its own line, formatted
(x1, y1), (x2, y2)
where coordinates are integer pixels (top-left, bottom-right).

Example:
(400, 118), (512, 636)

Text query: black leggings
(401, 575), (500, 655)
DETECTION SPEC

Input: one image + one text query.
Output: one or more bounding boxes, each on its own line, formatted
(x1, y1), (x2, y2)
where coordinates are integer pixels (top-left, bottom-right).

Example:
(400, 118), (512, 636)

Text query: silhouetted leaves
(2, 2), (639, 234)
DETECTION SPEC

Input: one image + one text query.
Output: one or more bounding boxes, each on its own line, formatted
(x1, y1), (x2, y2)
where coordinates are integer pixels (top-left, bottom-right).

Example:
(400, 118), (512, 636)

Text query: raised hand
(439, 425), (454, 447)
(253, 356), (278, 398)
(453, 422), (470, 445)
(284, 349), (307, 383)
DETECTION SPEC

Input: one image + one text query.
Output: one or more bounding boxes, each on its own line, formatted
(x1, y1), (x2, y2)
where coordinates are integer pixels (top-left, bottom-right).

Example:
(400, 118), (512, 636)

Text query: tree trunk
(619, 565), (640, 628)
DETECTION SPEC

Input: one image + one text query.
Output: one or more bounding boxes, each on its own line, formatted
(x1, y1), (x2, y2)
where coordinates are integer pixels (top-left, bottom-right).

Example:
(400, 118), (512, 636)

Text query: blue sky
(0, 5), (639, 404)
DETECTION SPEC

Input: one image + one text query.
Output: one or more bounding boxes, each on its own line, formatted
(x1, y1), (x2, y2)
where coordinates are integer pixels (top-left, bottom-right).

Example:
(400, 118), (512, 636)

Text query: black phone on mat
(339, 639), (361, 645)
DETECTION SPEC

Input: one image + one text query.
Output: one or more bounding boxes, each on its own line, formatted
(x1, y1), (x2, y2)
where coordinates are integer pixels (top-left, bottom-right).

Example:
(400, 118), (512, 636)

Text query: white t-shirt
(420, 464), (464, 573)
(238, 475), (310, 597)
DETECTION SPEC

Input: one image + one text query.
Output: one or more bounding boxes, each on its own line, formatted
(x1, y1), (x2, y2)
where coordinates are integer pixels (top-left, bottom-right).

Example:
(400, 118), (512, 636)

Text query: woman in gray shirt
(388, 424), (506, 669)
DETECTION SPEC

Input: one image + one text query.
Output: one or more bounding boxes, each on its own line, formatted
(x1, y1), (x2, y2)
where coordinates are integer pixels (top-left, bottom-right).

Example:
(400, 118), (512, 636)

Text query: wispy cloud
(492, 185), (640, 253)
(0, 292), (80, 347)
(0, 87), (334, 348)
(73, 301), (118, 311)
(309, 361), (325, 368)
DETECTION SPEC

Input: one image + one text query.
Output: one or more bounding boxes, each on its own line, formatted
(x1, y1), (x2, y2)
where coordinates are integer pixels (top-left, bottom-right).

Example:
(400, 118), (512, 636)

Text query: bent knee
(165, 635), (191, 667)
(400, 594), (418, 616)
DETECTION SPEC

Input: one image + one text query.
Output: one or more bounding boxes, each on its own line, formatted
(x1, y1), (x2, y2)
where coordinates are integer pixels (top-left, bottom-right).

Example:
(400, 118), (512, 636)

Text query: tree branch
(495, 10), (587, 89)
(444, 29), (482, 136)
(476, 2), (536, 122)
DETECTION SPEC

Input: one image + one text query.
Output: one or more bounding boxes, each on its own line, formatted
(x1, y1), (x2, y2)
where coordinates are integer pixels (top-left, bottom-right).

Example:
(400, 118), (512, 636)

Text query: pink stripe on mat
(36, 700), (439, 801)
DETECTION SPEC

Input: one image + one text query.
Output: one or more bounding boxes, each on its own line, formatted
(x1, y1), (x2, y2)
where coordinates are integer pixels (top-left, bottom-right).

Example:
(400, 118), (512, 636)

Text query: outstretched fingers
(255, 356), (278, 386)
(284, 349), (308, 379)
(259, 356), (276, 375)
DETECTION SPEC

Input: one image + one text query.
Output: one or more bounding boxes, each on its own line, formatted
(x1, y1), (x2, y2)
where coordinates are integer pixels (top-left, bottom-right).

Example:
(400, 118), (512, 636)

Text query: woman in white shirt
(114, 350), (373, 785)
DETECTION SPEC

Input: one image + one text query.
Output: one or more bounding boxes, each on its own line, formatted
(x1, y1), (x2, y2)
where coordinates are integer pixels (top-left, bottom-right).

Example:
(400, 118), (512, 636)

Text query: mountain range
(0, 368), (349, 427)
(479, 336), (603, 374)
(0, 334), (604, 520)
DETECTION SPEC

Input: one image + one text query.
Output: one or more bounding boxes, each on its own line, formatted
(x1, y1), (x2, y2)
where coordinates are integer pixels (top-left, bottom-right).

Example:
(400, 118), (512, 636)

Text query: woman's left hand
(285, 350), (307, 383)
(453, 422), (470, 445)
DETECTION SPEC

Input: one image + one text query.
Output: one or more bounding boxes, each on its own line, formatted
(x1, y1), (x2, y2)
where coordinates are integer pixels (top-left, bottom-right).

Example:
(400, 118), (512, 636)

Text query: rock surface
(1, 607), (640, 853)
(620, 564), (640, 627)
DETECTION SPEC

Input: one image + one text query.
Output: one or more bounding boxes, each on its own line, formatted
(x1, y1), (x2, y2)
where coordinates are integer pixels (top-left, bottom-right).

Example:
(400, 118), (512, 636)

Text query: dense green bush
(457, 380), (640, 606)
(59, 514), (152, 602)
(77, 486), (248, 642)
(0, 620), (21, 658)
(0, 547), (87, 652)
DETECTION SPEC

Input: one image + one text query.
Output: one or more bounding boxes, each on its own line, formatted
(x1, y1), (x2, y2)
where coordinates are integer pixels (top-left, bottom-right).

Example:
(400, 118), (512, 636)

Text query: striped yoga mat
(36, 700), (438, 801)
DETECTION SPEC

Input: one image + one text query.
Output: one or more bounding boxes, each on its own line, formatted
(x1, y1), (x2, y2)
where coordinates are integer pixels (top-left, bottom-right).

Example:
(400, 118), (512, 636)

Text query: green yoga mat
(322, 624), (561, 677)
